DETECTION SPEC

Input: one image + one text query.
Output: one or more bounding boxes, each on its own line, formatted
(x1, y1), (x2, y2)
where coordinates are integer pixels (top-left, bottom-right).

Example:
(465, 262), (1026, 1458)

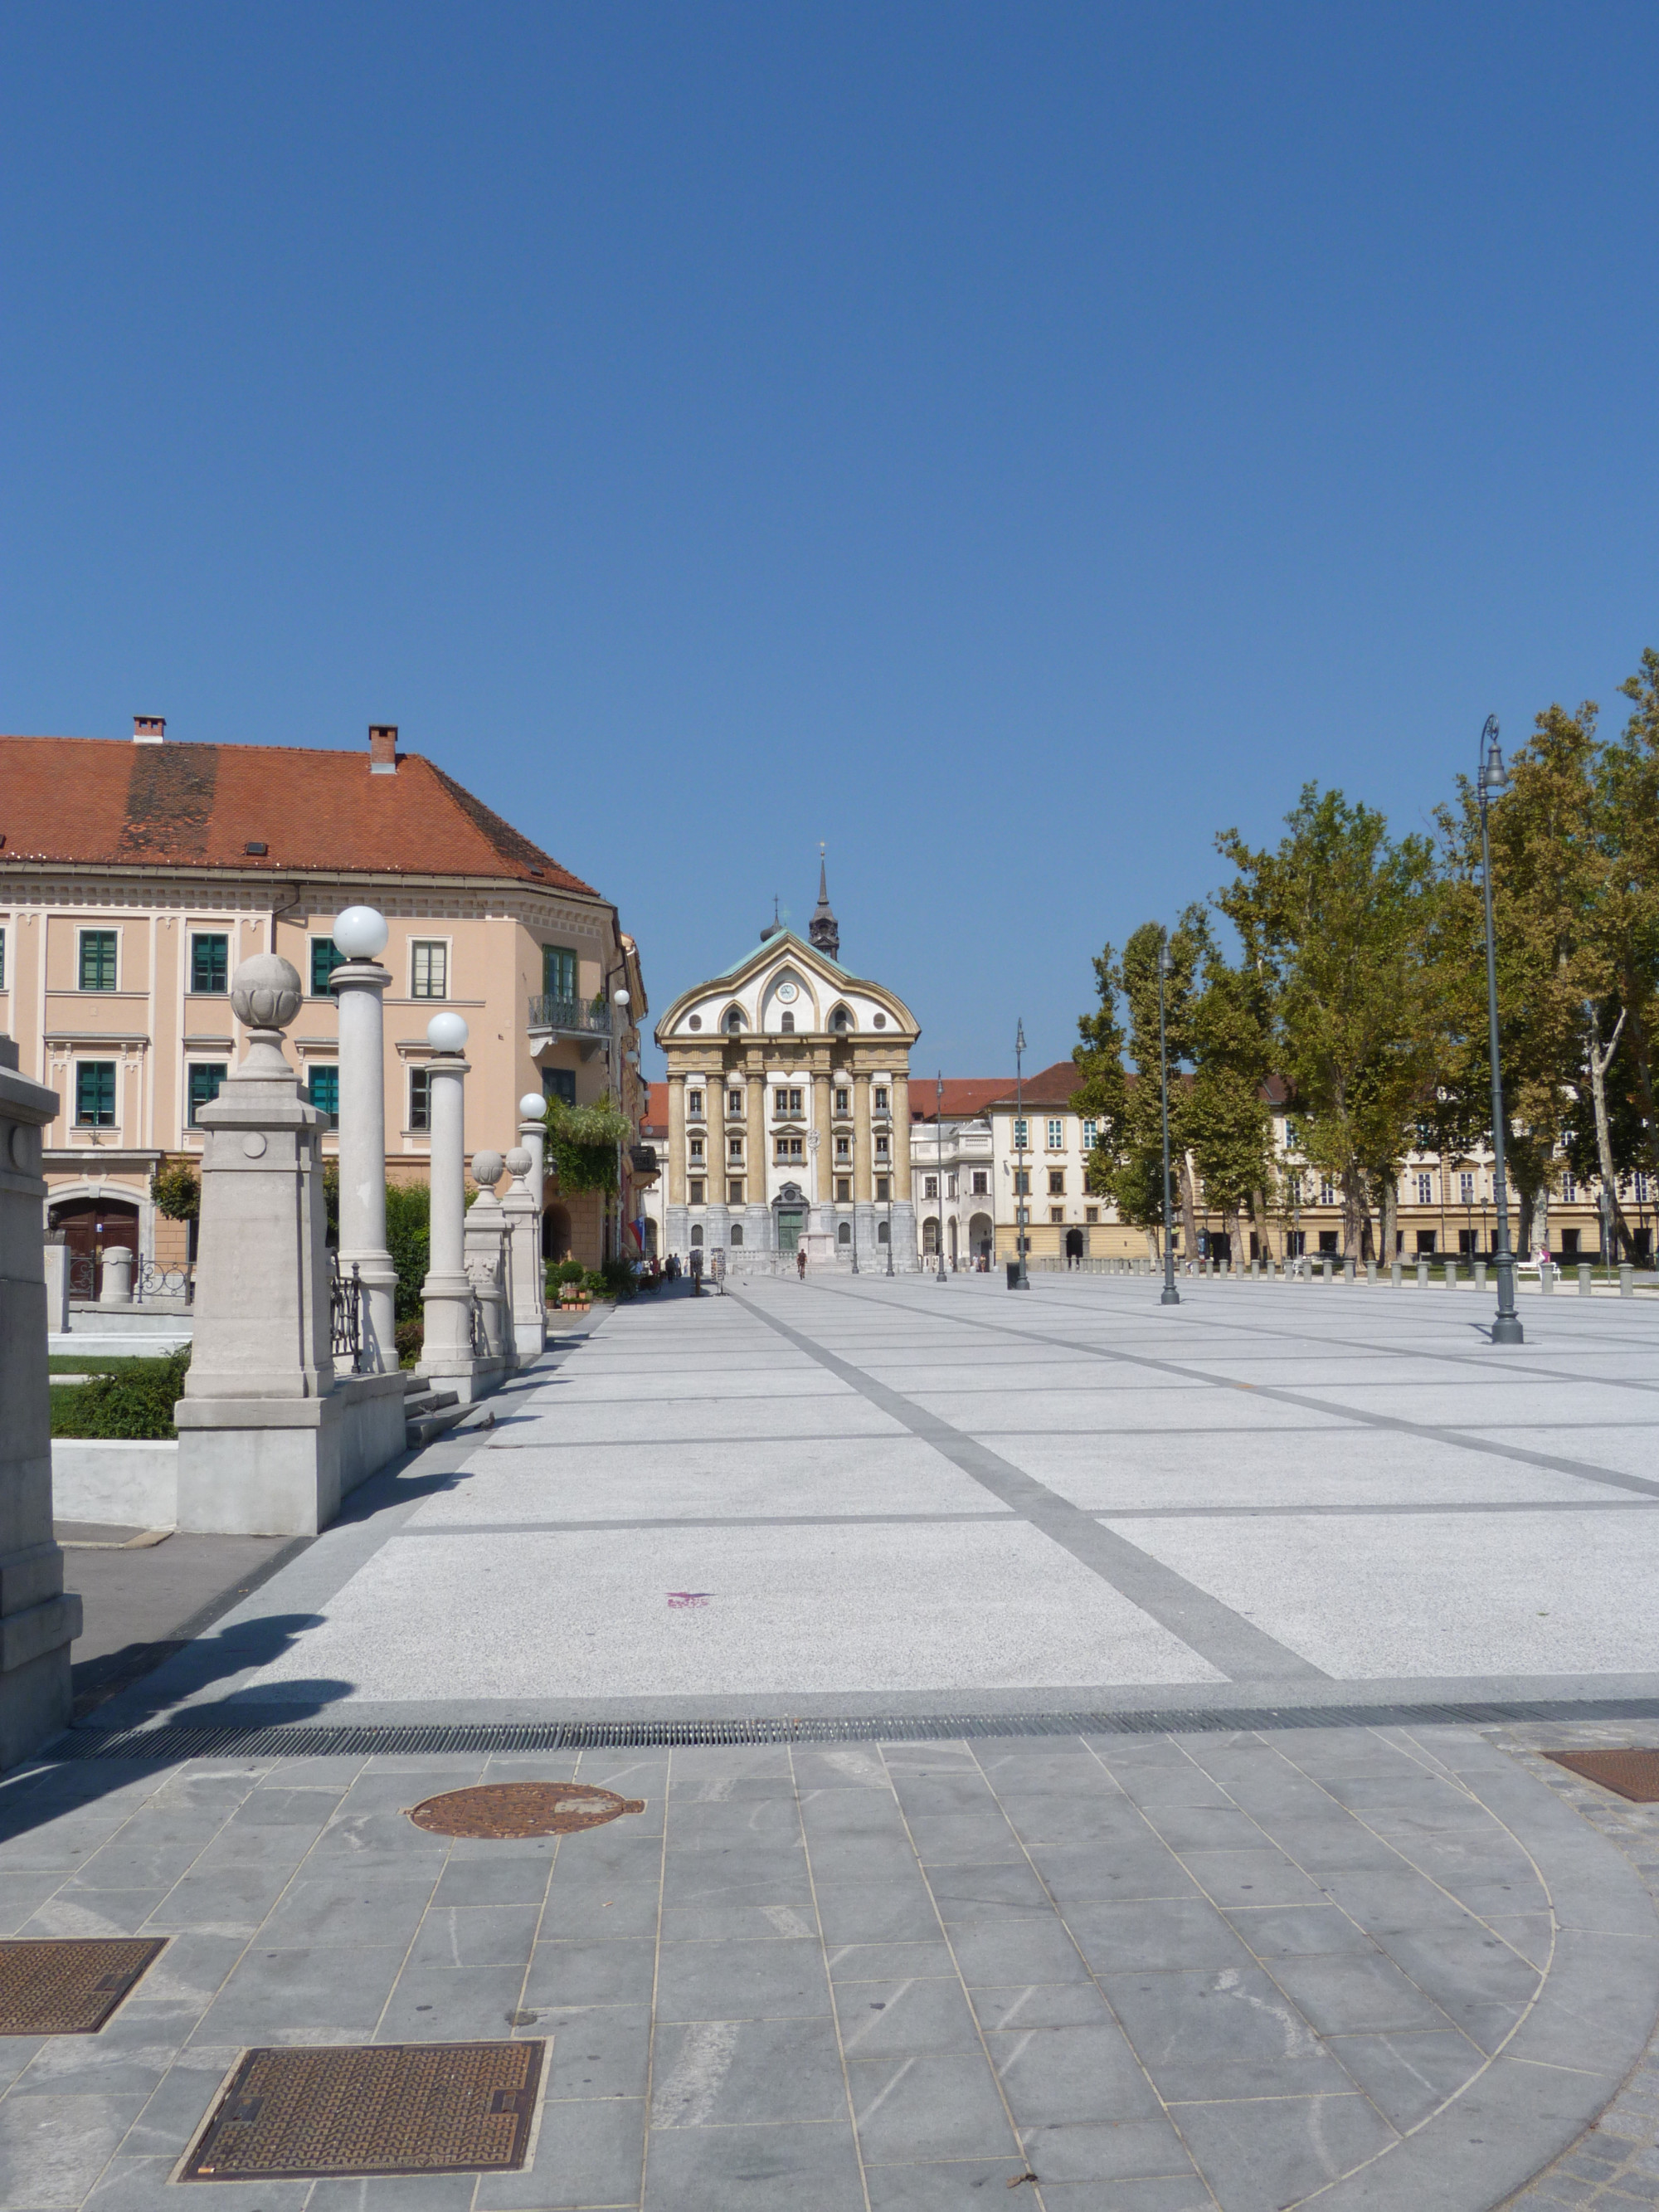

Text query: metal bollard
(1321, 1258), (1333, 1284)
(1366, 1262), (1379, 1285)
(1578, 1263), (1593, 1295)
(1540, 1263), (1554, 1296)
(1473, 1259), (1486, 1290)
(1250, 1259), (1260, 1279)
(1445, 1260), (1459, 1289)
(1390, 1261), (1402, 1287)
(1416, 1259), (1429, 1289)
(1621, 1264), (1634, 1297)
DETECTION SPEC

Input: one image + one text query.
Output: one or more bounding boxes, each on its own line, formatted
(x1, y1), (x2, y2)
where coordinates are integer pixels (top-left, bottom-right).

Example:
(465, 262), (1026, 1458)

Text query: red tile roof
(0, 734), (596, 893)
(910, 1078), (1012, 1122)
(979, 1060), (1092, 1110)
(641, 1081), (668, 1135)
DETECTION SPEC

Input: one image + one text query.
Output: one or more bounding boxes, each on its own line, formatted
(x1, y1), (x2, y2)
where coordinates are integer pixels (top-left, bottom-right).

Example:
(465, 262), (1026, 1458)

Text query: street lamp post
(1013, 1019), (1029, 1289)
(1477, 716), (1523, 1344)
(934, 1070), (948, 1283)
(884, 1124), (895, 1274)
(1158, 938), (1180, 1306)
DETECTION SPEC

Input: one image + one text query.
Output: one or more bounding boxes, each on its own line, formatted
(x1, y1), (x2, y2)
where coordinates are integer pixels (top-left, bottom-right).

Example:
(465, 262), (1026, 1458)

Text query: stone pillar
(420, 1013), (476, 1374)
(99, 1245), (134, 1304)
(464, 1152), (512, 1362)
(42, 1235), (68, 1336)
(744, 1059), (770, 1254)
(890, 1069), (916, 1269)
(518, 1094), (547, 1216)
(854, 1069), (875, 1259)
(503, 1144), (545, 1360)
(0, 1039), (80, 1768)
(331, 913), (397, 1374)
(174, 956), (408, 1535)
(812, 1068), (834, 1233)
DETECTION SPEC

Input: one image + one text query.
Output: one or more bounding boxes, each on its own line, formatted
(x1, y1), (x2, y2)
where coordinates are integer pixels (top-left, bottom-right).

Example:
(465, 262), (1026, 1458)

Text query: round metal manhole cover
(406, 1782), (646, 1839)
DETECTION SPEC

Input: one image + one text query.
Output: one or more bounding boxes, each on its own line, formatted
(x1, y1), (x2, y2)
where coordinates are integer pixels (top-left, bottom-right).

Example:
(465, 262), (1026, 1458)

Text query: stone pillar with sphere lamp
(417, 1011), (480, 1386)
(173, 954), (409, 1535)
(463, 1151), (512, 1363)
(611, 986), (631, 1267)
(502, 1144), (545, 1360)
(329, 905), (397, 1372)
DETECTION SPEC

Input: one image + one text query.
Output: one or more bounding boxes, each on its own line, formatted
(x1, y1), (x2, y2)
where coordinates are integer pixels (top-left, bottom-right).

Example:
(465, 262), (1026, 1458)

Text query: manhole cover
(406, 1781), (645, 1839)
(180, 2039), (545, 2180)
(1544, 1747), (1659, 1802)
(0, 1937), (167, 2034)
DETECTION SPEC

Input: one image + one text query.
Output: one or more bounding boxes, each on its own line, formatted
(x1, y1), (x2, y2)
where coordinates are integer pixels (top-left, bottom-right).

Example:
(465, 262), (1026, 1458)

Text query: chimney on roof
(369, 724), (397, 776)
(133, 715), (165, 745)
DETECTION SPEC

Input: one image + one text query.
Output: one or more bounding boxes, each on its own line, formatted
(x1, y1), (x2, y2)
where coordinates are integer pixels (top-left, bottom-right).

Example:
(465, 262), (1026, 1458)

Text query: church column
(666, 1071), (688, 1256)
(891, 1066), (917, 1272)
(812, 1064), (833, 1232)
(745, 1050), (771, 1255)
(854, 1067), (875, 1264)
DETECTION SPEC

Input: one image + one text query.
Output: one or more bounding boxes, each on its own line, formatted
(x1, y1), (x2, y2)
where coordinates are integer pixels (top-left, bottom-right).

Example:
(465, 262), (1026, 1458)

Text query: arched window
(725, 1008), (744, 1034)
(730, 1225), (744, 1247)
(830, 1006), (851, 1032)
(877, 1220), (890, 1244)
(690, 1225), (703, 1245)
(780, 1011), (795, 1032)
(837, 1220), (852, 1246)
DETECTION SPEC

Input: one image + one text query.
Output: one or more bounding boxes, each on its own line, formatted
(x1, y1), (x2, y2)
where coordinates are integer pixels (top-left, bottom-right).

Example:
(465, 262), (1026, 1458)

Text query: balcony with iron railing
(528, 995), (612, 1059)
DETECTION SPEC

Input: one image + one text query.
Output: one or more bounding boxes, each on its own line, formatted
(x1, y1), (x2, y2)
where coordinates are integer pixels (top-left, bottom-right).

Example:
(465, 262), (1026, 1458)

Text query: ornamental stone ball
(426, 1011), (469, 1054)
(505, 1147), (533, 1179)
(332, 905), (390, 961)
(519, 1092), (545, 1120)
(231, 953), (303, 1035)
(471, 1150), (505, 1190)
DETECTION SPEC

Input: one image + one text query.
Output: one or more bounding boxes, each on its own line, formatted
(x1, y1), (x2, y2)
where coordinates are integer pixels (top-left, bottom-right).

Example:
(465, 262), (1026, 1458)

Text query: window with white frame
(775, 1134), (804, 1162)
(1639, 1172), (1652, 1204)
(1082, 1118), (1097, 1150)
(1415, 1172), (1433, 1205)
(971, 1171), (988, 1195)
(1562, 1172), (1577, 1202)
(411, 940), (449, 999)
(727, 1089), (742, 1116)
(924, 1176), (938, 1199)
(1047, 1118), (1064, 1150)
(773, 1087), (803, 1117)
(947, 1174), (957, 1198)
(688, 1135), (704, 1161)
(874, 1133), (889, 1158)
(1013, 1118), (1028, 1150)
(874, 1086), (888, 1113)
(1319, 1177), (1335, 1206)
(1284, 1120), (1300, 1150)
(834, 1135), (850, 1160)
(79, 929), (118, 992)
(687, 1089), (703, 1118)
(75, 1060), (117, 1126)
(727, 1136), (742, 1160)
(1287, 1172), (1302, 1205)
(1459, 1172), (1474, 1205)
(834, 1085), (850, 1113)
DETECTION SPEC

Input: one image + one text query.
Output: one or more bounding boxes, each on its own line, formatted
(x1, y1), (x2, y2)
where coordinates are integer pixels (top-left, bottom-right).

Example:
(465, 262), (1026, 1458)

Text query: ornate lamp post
(1158, 938), (1180, 1306)
(329, 904), (397, 1370)
(1477, 715), (1522, 1343)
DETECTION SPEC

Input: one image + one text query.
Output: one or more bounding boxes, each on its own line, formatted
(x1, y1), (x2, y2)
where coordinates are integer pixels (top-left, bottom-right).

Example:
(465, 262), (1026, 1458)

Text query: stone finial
(504, 1147), (533, 1179)
(470, 1150), (505, 1190)
(231, 954), (303, 1040)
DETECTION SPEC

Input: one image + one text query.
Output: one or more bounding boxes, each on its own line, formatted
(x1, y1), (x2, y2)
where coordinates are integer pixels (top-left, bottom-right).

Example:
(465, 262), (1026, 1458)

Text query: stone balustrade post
(464, 1152), (512, 1362)
(420, 1014), (474, 1372)
(0, 1038), (80, 1766)
(503, 1144), (545, 1361)
(99, 1244), (134, 1304)
(330, 908), (397, 1373)
(518, 1094), (547, 1217)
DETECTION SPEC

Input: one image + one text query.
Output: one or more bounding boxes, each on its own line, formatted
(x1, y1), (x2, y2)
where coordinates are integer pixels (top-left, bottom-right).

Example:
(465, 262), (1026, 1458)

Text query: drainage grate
(1544, 1747), (1659, 1802)
(60, 1693), (1659, 1761)
(408, 1781), (645, 1839)
(180, 2039), (545, 2180)
(0, 1937), (167, 2034)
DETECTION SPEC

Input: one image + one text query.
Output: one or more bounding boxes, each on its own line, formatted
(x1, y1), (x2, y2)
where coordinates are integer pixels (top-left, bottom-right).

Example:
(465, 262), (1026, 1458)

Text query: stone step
(403, 1386), (459, 1420)
(406, 1401), (471, 1448)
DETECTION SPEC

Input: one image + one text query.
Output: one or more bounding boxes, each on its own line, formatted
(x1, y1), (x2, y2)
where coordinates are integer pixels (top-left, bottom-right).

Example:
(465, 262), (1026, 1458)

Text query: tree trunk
(1146, 1225), (1161, 1264)
(1586, 1002), (1632, 1252)
(1251, 1185), (1271, 1264)
(1380, 1176), (1398, 1264)
(1180, 1156), (1199, 1266)
(1223, 1202), (1240, 1267)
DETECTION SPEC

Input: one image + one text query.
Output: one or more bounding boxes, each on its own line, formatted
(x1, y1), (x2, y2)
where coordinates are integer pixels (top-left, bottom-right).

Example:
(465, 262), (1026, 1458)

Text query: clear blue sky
(5, 4), (1657, 1080)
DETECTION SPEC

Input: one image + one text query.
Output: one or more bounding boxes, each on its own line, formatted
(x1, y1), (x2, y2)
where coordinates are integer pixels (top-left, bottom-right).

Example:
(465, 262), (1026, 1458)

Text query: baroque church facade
(653, 867), (921, 1269)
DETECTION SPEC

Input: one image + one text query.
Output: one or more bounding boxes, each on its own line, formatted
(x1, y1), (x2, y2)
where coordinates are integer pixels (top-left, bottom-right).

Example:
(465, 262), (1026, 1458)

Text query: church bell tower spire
(809, 844), (839, 961)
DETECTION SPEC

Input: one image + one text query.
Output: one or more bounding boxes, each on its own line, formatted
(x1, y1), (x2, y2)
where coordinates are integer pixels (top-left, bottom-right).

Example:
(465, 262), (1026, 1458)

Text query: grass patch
(50, 1348), (192, 1440)
(46, 1354), (158, 1376)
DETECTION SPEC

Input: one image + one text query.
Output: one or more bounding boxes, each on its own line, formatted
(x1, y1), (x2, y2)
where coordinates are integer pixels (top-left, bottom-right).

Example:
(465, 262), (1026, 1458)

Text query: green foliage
(395, 1318), (424, 1370)
(598, 1257), (636, 1298)
(540, 1097), (632, 1195)
(552, 1257), (587, 1287)
(51, 1348), (192, 1440)
(385, 1182), (431, 1322)
(148, 1158), (200, 1223)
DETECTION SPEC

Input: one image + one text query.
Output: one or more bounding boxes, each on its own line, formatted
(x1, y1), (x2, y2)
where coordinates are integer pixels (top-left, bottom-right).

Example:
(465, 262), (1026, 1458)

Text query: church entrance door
(776, 1208), (806, 1254)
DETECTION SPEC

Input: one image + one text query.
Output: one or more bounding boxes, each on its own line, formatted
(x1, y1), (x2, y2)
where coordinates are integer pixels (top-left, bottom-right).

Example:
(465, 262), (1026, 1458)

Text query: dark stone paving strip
(732, 1289), (1325, 1686)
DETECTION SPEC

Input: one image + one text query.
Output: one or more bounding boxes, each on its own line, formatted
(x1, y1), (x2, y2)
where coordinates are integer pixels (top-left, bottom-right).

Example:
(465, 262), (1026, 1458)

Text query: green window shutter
(191, 934), (229, 994)
(542, 946), (577, 1001)
(76, 1061), (116, 1125)
(80, 931), (117, 991)
(187, 1063), (226, 1126)
(311, 938), (347, 996)
(307, 1066), (339, 1125)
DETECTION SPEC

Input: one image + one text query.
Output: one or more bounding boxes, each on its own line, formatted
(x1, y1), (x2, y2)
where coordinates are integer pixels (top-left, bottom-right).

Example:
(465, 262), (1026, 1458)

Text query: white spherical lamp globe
(426, 1011), (469, 1054)
(613, 988), (630, 1008)
(519, 1092), (546, 1120)
(333, 905), (389, 961)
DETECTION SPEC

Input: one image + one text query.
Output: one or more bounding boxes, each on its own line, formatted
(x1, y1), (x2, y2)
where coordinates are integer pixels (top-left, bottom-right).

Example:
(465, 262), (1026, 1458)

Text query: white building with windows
(650, 871), (922, 1269)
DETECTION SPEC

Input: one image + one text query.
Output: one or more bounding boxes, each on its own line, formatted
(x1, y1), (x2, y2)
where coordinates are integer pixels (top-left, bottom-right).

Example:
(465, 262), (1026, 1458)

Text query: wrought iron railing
(527, 995), (611, 1035)
(136, 1259), (192, 1304)
(330, 1253), (365, 1371)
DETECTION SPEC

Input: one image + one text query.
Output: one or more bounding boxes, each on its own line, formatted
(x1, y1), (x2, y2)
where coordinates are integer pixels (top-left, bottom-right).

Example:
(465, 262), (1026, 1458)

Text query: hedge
(50, 1347), (192, 1440)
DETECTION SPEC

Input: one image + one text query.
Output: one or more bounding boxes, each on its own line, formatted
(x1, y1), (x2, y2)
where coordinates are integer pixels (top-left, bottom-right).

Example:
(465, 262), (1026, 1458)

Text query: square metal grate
(0, 1937), (167, 2034)
(1544, 1747), (1659, 1802)
(181, 2039), (547, 2180)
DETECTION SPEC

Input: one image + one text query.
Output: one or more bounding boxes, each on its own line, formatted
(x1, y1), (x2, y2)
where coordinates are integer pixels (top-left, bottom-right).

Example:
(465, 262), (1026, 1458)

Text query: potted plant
(552, 1258), (589, 1315)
